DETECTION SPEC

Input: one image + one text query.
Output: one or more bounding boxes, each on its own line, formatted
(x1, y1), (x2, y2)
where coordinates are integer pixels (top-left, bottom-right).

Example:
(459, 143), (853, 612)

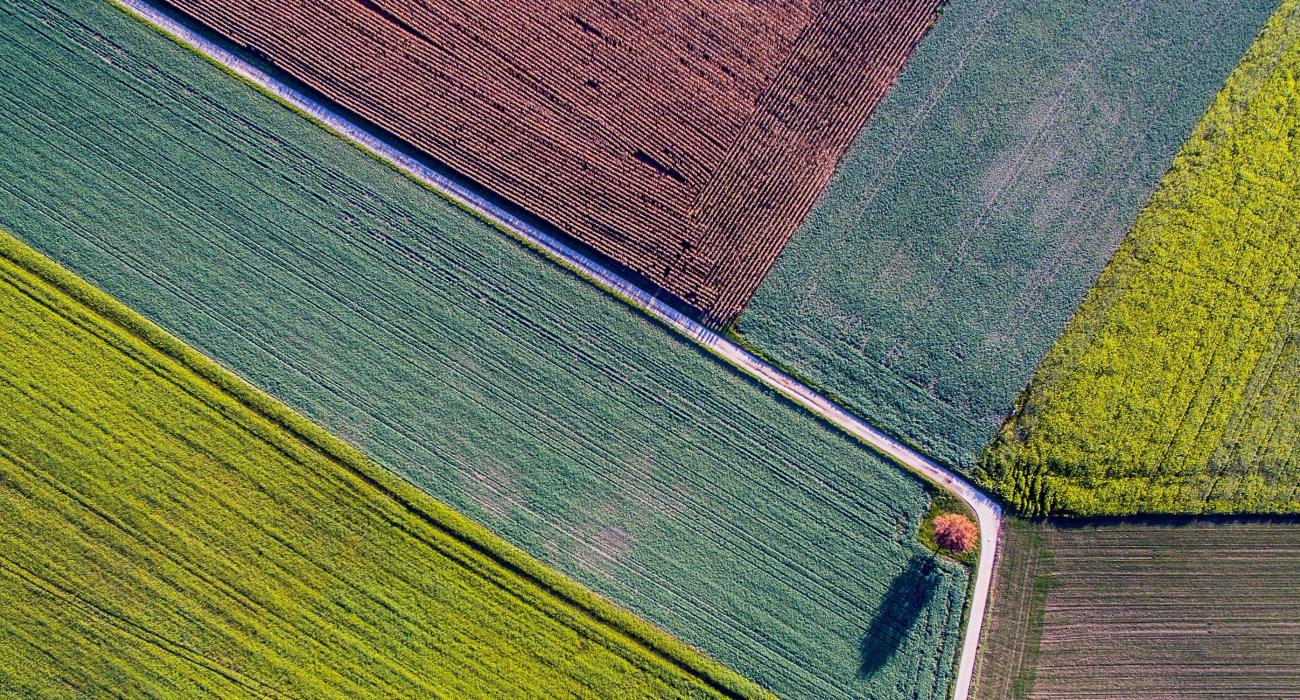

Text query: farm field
(156, 0), (941, 324)
(0, 2), (969, 698)
(982, 0), (1300, 515)
(0, 231), (762, 699)
(973, 518), (1300, 699)
(737, 0), (1278, 472)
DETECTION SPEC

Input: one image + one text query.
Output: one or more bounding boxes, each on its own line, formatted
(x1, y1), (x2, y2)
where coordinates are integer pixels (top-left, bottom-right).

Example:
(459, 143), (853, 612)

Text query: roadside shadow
(859, 554), (940, 678)
(1044, 513), (1300, 529)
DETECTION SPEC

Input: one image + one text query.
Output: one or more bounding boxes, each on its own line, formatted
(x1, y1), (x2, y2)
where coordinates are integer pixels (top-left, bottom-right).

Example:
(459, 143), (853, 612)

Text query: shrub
(933, 514), (978, 553)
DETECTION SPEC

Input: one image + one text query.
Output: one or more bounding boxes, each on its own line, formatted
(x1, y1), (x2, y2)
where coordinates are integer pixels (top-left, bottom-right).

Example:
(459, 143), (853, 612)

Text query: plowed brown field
(158, 0), (939, 323)
(975, 518), (1300, 699)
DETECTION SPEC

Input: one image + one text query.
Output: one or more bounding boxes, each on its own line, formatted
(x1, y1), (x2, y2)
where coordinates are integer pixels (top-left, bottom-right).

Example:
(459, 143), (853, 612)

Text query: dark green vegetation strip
(0, 2), (968, 697)
(983, 0), (1300, 515)
(0, 231), (767, 699)
(737, 0), (1277, 472)
(973, 518), (1300, 699)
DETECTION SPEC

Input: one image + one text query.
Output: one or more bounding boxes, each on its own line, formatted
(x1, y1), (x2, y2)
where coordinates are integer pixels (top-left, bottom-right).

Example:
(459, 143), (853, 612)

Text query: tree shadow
(859, 554), (941, 679)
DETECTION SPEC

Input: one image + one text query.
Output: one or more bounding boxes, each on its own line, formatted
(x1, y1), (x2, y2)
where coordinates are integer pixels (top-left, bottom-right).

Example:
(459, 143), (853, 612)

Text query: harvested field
(982, 0), (1300, 515)
(0, 230), (763, 699)
(0, 2), (968, 698)
(738, 0), (1277, 471)
(156, 0), (940, 324)
(974, 518), (1300, 699)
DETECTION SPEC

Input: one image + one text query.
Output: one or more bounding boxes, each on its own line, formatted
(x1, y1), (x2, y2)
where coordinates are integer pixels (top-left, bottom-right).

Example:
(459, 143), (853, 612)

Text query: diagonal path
(113, 1), (1004, 697)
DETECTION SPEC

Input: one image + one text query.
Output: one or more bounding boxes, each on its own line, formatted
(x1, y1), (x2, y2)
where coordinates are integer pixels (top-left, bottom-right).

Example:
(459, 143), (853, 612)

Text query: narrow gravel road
(115, 2), (1004, 696)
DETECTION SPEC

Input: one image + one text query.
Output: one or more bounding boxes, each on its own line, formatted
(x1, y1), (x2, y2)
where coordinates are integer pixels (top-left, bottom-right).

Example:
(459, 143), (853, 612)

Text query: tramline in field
(738, 0), (1277, 473)
(0, 229), (764, 699)
(0, 2), (970, 697)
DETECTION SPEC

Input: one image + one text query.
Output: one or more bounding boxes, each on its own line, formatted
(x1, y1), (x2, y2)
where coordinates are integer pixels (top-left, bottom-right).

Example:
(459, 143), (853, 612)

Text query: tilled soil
(159, 0), (939, 323)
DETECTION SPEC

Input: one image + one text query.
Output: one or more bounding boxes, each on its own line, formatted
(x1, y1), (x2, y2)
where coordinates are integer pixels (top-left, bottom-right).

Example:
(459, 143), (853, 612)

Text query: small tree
(933, 513), (977, 553)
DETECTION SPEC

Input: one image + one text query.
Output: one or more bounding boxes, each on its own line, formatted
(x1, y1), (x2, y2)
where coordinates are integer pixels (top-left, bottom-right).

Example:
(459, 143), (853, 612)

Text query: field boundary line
(113, 2), (1003, 697)
(0, 234), (769, 700)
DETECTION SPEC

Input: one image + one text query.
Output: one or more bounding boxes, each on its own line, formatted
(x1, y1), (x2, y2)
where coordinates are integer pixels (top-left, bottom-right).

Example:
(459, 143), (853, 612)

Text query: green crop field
(0, 231), (764, 699)
(0, 2), (969, 698)
(982, 0), (1300, 515)
(973, 517), (1300, 699)
(736, 0), (1277, 472)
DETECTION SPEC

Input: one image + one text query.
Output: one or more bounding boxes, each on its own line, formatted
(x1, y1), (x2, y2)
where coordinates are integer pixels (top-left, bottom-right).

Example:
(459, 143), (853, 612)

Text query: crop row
(737, 0), (1278, 472)
(0, 229), (766, 698)
(0, 2), (968, 697)
(981, 0), (1300, 515)
(157, 0), (939, 323)
(975, 518), (1300, 699)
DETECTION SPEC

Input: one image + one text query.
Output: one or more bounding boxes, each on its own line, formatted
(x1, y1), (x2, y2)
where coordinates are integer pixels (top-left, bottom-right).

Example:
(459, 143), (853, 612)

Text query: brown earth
(158, 0), (939, 324)
(974, 518), (1300, 699)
